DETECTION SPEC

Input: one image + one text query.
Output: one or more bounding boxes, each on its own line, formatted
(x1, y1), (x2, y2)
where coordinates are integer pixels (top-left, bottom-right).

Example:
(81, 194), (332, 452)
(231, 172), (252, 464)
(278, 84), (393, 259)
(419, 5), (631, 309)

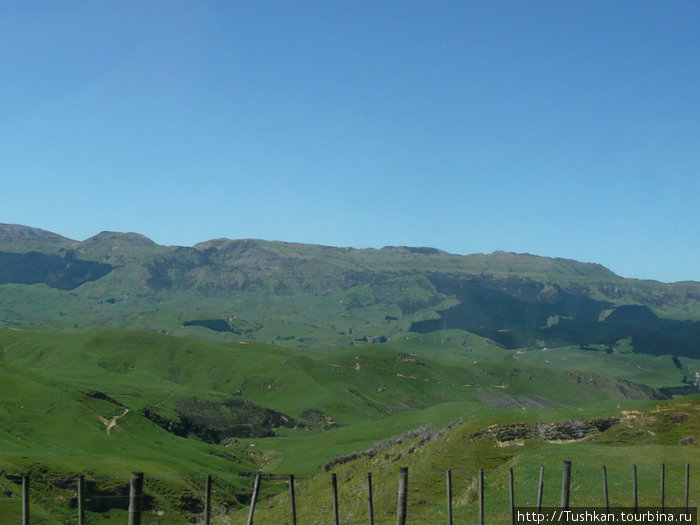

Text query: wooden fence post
(660, 464), (665, 511)
(203, 474), (212, 525)
(537, 466), (544, 513)
(632, 464), (638, 512)
(367, 472), (375, 525)
(561, 461), (571, 510)
(602, 466), (609, 512)
(22, 474), (29, 525)
(509, 468), (515, 525)
(396, 467), (408, 525)
(247, 473), (261, 525)
(478, 469), (485, 525)
(128, 472), (144, 525)
(289, 474), (297, 525)
(446, 469), (453, 525)
(77, 475), (85, 525)
(331, 473), (340, 525)
(685, 464), (690, 511)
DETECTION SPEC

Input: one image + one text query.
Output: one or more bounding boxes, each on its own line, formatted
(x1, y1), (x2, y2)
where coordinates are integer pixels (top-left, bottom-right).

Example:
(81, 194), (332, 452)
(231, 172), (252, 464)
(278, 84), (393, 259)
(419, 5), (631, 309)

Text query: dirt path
(105, 408), (129, 435)
(154, 392), (175, 408)
(86, 406), (130, 435)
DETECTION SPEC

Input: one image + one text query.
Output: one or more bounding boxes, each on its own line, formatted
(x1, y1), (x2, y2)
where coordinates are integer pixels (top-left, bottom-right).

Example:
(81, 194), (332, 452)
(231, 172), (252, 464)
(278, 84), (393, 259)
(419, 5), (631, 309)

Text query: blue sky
(1, 1), (698, 282)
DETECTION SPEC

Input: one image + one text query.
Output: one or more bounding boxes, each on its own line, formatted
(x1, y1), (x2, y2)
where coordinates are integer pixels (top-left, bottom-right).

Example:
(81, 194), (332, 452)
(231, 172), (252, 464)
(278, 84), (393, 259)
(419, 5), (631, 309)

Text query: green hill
(0, 327), (696, 522)
(242, 397), (700, 524)
(0, 224), (698, 358)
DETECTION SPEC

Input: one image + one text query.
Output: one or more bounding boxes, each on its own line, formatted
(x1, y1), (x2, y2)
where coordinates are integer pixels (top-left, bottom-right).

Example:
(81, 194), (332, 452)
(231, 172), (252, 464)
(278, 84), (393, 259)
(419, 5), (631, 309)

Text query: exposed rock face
(468, 417), (619, 443)
(323, 423), (458, 471)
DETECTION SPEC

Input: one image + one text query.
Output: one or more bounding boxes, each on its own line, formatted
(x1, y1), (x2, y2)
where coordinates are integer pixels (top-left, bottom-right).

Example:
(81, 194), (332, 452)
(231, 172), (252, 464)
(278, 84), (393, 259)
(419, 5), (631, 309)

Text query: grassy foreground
(0, 327), (696, 523)
(240, 398), (700, 525)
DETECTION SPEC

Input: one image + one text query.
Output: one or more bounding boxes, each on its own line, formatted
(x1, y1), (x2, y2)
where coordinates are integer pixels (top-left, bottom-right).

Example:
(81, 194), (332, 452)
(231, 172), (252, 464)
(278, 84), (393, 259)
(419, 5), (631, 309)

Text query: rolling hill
(0, 327), (695, 522)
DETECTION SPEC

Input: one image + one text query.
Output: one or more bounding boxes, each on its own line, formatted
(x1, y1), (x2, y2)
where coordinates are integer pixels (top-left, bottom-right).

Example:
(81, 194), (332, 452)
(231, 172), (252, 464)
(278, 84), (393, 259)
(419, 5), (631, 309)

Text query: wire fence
(0, 462), (696, 524)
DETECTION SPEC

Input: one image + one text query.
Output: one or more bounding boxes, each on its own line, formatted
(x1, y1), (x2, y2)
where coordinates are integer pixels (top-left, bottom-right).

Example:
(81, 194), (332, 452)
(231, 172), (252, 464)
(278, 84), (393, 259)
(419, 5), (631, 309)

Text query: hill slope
(0, 327), (694, 522)
(0, 224), (698, 357)
(244, 396), (700, 524)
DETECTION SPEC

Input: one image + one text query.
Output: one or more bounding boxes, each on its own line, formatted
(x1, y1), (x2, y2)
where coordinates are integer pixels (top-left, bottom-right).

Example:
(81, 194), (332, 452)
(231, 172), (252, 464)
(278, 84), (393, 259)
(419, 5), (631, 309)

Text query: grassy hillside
(242, 397), (700, 525)
(1, 224), (698, 357)
(0, 328), (696, 522)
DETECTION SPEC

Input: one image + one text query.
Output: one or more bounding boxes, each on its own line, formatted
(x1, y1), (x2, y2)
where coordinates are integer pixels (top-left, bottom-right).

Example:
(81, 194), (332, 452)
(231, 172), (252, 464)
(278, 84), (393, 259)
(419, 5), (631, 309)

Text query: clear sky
(1, 1), (698, 282)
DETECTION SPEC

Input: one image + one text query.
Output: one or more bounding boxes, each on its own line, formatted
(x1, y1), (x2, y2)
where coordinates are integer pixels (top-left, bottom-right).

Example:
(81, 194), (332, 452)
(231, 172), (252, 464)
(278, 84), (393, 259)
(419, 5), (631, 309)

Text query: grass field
(0, 327), (697, 522)
(241, 397), (700, 525)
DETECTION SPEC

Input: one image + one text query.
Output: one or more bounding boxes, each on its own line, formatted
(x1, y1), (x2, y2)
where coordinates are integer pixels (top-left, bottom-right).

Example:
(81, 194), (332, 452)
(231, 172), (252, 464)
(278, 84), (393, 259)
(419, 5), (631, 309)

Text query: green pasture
(0, 327), (697, 523)
(242, 397), (700, 524)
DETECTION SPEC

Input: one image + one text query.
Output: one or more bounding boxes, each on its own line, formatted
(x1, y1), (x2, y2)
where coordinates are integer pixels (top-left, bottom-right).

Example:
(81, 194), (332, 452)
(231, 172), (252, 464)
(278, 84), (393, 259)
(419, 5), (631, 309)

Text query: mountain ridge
(0, 223), (653, 281)
(0, 223), (698, 357)
(3, 223), (694, 284)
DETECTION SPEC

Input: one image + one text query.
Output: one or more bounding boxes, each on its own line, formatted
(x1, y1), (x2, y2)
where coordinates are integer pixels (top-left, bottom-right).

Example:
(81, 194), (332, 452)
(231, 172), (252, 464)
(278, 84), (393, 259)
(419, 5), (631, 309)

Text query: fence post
(561, 461), (571, 510)
(22, 474), (29, 525)
(632, 464), (638, 512)
(77, 475), (85, 525)
(660, 464), (665, 511)
(478, 469), (485, 525)
(509, 468), (515, 525)
(128, 472), (144, 525)
(396, 467), (408, 525)
(685, 464), (690, 511)
(602, 466), (609, 512)
(446, 469), (453, 525)
(289, 474), (297, 525)
(203, 474), (212, 525)
(367, 472), (375, 525)
(537, 466), (544, 512)
(247, 473), (261, 525)
(331, 473), (340, 525)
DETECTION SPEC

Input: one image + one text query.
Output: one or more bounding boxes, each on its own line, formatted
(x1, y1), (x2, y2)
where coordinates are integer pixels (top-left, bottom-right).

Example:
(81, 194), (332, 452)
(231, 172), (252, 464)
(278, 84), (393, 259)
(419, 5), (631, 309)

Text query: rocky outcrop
(467, 417), (619, 444)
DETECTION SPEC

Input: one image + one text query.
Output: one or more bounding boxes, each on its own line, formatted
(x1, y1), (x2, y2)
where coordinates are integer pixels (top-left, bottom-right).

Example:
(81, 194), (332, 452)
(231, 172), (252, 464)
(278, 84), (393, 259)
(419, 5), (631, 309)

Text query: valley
(0, 225), (698, 522)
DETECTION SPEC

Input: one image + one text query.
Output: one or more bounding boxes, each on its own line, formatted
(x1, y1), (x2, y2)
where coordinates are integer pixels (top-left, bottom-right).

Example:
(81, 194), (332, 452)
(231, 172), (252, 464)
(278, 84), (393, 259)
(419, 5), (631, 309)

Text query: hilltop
(0, 224), (698, 358)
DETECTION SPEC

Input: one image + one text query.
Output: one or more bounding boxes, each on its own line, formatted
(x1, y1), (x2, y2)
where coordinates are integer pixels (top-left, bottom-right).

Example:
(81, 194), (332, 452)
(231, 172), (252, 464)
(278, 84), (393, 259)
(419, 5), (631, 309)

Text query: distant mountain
(0, 223), (698, 357)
